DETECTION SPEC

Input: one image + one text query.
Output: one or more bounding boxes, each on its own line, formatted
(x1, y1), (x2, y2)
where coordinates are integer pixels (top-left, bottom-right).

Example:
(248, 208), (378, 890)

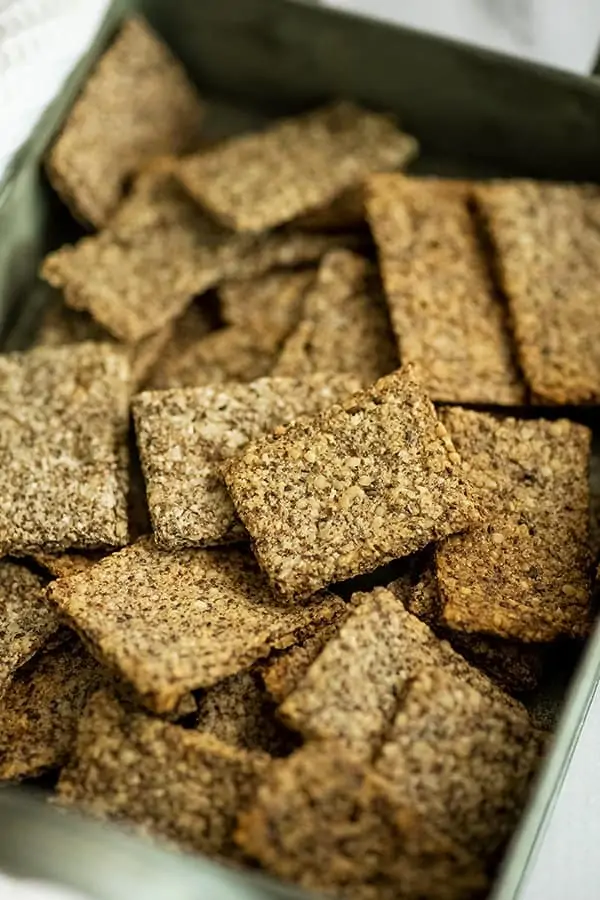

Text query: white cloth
(0, 874), (89, 900)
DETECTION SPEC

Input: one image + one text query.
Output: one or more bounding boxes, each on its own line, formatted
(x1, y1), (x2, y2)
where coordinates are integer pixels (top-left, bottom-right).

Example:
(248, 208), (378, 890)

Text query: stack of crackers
(1, 13), (599, 900)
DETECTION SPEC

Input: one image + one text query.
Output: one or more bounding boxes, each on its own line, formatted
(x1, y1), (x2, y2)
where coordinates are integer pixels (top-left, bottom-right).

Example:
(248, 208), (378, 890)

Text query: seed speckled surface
(220, 270), (315, 347)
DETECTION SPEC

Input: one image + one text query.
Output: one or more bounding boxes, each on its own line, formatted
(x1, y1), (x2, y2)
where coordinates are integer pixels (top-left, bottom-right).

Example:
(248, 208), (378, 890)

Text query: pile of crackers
(1, 14), (599, 900)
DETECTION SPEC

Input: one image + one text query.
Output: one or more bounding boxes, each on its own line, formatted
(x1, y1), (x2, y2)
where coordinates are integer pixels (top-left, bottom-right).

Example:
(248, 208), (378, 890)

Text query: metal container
(2, 1), (600, 897)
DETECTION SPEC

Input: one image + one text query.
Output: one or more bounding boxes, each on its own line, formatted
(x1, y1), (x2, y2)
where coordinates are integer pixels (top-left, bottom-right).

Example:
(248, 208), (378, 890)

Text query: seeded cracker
(46, 17), (205, 227)
(236, 743), (487, 900)
(0, 561), (59, 696)
(274, 251), (399, 384)
(57, 690), (270, 859)
(0, 638), (103, 781)
(143, 299), (216, 390)
(220, 270), (315, 347)
(222, 367), (480, 600)
(133, 375), (360, 549)
(30, 551), (107, 580)
(436, 408), (592, 642)
(49, 539), (345, 714)
(294, 185), (366, 232)
(367, 175), (525, 405)
(475, 180), (600, 404)
(177, 102), (418, 232)
(280, 589), (522, 754)
(374, 667), (546, 858)
(0, 344), (129, 556)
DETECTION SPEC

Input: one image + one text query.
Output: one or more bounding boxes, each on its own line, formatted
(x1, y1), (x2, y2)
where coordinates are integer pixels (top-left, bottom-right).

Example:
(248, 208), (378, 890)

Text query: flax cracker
(0, 343), (129, 556)
(475, 180), (600, 404)
(0, 637), (103, 781)
(223, 367), (480, 600)
(273, 251), (399, 385)
(236, 743), (487, 900)
(0, 561), (59, 696)
(30, 551), (107, 580)
(436, 408), (592, 642)
(46, 17), (205, 227)
(280, 588), (521, 754)
(133, 374), (360, 549)
(220, 269), (315, 347)
(177, 102), (418, 232)
(367, 175), (525, 405)
(56, 690), (269, 859)
(143, 299), (216, 390)
(294, 185), (366, 232)
(49, 539), (345, 714)
(375, 667), (545, 859)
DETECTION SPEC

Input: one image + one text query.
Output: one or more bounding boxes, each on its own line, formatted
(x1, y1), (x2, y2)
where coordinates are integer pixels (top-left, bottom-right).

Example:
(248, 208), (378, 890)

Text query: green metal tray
(2, 1), (600, 898)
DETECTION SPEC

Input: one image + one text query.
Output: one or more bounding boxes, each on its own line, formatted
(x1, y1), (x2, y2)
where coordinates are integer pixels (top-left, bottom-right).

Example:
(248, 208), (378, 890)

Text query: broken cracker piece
(177, 102), (417, 232)
(220, 269), (314, 348)
(437, 408), (592, 642)
(49, 539), (345, 714)
(56, 690), (269, 859)
(0, 560), (59, 696)
(46, 17), (204, 227)
(223, 367), (480, 600)
(273, 250), (398, 384)
(375, 667), (545, 858)
(133, 374), (360, 549)
(475, 179), (600, 404)
(366, 175), (525, 405)
(0, 343), (129, 556)
(0, 637), (103, 781)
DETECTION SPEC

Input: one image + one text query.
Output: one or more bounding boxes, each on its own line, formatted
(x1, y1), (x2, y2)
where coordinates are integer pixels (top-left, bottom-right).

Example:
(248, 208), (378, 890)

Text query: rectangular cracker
(236, 743), (487, 900)
(366, 175), (525, 405)
(0, 343), (130, 556)
(133, 374), (360, 549)
(280, 588), (521, 754)
(374, 667), (545, 858)
(273, 250), (398, 385)
(0, 637), (103, 781)
(220, 270), (315, 348)
(436, 408), (592, 642)
(46, 17), (205, 227)
(222, 366), (480, 600)
(49, 539), (346, 714)
(475, 180), (600, 404)
(56, 690), (269, 859)
(177, 102), (418, 232)
(0, 561), (60, 695)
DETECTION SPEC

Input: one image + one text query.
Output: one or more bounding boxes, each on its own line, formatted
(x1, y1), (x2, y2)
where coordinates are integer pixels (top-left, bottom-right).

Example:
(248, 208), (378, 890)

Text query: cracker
(475, 180), (600, 404)
(46, 17), (204, 227)
(280, 588), (521, 753)
(49, 539), (346, 714)
(143, 299), (216, 390)
(29, 551), (107, 580)
(294, 185), (366, 232)
(236, 743), (487, 900)
(0, 343), (129, 556)
(436, 408), (592, 642)
(133, 374), (360, 549)
(374, 667), (545, 858)
(56, 690), (269, 859)
(273, 251), (398, 384)
(220, 270), (314, 347)
(222, 367), (480, 600)
(177, 102), (417, 232)
(0, 561), (59, 695)
(0, 637), (103, 781)
(366, 175), (525, 405)
(260, 618), (346, 704)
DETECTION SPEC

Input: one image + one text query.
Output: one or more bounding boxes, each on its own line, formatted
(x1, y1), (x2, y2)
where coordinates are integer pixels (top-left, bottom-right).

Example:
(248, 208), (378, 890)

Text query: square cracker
(475, 180), (600, 404)
(436, 408), (592, 642)
(49, 539), (346, 714)
(273, 250), (398, 385)
(0, 561), (59, 696)
(236, 743), (487, 900)
(177, 102), (418, 232)
(0, 637), (103, 781)
(0, 343), (130, 556)
(222, 366), (480, 600)
(280, 588), (522, 754)
(56, 690), (269, 859)
(374, 667), (545, 858)
(366, 175), (525, 405)
(133, 374), (360, 549)
(46, 17), (205, 227)
(220, 270), (315, 348)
